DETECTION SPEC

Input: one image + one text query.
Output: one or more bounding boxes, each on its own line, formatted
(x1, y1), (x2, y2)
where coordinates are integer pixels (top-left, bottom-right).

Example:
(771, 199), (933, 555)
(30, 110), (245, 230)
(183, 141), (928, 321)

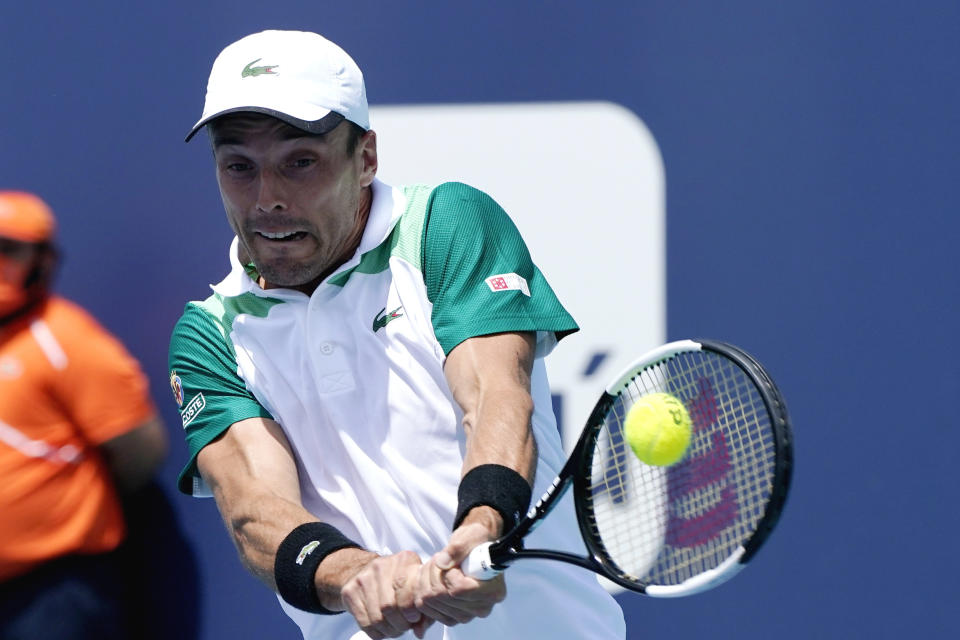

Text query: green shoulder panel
(393, 183), (435, 268)
(169, 292), (282, 495)
(421, 182), (579, 354)
(323, 182), (577, 354)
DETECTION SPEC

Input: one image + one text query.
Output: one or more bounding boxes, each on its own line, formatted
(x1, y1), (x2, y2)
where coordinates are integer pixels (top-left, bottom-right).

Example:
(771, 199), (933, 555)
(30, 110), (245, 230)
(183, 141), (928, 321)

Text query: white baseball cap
(185, 30), (369, 142)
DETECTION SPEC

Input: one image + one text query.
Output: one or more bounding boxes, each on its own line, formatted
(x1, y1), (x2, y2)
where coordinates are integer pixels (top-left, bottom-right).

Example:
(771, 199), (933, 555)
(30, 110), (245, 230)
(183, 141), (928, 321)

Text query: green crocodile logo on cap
(241, 58), (278, 78)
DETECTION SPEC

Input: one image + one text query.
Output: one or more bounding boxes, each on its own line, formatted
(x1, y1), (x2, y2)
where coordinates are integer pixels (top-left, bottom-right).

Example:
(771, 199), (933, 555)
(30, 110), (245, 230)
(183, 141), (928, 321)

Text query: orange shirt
(0, 296), (156, 581)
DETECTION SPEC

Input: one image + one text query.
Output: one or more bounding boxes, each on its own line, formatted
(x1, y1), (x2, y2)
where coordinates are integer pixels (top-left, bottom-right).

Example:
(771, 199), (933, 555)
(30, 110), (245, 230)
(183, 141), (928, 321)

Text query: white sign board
(371, 102), (665, 452)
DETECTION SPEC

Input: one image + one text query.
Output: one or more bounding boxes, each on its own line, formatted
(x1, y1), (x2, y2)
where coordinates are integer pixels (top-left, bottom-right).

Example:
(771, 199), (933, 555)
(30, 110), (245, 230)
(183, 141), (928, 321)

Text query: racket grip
(461, 542), (503, 580)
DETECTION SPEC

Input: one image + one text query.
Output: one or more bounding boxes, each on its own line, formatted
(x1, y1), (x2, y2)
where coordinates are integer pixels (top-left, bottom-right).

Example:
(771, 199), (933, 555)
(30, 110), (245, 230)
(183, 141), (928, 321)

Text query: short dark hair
(343, 121), (367, 155)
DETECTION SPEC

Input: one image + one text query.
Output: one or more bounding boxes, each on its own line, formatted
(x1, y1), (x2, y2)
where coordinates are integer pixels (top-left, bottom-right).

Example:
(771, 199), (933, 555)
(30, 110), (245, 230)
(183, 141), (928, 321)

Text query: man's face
(210, 114), (377, 292)
(0, 238), (37, 288)
(0, 238), (39, 317)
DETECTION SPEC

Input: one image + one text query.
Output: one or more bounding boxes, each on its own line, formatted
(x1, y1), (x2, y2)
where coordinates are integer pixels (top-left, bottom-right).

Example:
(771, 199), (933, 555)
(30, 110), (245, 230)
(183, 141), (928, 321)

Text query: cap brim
(184, 108), (346, 142)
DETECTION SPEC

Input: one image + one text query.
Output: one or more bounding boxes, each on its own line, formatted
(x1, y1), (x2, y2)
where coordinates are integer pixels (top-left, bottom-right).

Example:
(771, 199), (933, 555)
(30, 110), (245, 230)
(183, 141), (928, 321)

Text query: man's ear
(358, 129), (378, 187)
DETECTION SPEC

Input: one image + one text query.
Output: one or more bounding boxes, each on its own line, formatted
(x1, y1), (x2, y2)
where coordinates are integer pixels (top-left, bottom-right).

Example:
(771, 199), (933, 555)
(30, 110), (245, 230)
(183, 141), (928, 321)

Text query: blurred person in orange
(0, 191), (168, 639)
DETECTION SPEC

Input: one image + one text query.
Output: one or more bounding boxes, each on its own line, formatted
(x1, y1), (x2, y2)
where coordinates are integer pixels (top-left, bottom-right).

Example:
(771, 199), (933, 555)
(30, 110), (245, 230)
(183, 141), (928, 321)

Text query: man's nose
(256, 169), (286, 212)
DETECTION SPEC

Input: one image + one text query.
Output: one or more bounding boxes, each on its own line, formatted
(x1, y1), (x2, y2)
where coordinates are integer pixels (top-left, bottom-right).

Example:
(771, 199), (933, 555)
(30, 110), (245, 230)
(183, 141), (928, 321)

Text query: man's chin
(255, 263), (323, 291)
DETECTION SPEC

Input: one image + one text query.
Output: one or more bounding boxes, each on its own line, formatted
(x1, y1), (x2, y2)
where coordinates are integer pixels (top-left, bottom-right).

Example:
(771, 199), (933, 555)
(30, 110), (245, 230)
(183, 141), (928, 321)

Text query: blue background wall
(2, 2), (957, 638)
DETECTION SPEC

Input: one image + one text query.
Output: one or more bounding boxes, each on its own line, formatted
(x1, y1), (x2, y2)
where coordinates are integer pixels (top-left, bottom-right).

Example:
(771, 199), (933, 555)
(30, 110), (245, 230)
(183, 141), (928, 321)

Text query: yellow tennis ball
(624, 392), (692, 466)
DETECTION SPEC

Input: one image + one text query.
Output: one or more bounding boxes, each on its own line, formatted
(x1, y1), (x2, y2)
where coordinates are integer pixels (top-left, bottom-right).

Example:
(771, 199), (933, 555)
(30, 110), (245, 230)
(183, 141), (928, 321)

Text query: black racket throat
(485, 419), (625, 579)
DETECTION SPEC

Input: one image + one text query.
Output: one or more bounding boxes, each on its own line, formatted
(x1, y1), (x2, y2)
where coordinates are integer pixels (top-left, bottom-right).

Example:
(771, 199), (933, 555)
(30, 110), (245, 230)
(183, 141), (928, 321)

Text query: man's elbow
(228, 513), (278, 587)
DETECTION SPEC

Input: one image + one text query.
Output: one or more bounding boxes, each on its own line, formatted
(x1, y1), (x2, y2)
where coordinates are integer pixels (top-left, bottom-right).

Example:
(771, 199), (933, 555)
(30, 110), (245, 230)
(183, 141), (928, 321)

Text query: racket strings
(583, 351), (777, 588)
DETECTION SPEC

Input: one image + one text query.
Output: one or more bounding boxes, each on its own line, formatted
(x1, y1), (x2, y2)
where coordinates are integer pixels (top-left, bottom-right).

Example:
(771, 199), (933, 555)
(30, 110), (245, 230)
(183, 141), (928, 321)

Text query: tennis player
(171, 30), (625, 639)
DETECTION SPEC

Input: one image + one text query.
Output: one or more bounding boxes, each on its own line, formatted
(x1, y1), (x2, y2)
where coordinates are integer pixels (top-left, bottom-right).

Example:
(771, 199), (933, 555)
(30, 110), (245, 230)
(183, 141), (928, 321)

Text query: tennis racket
(462, 339), (792, 596)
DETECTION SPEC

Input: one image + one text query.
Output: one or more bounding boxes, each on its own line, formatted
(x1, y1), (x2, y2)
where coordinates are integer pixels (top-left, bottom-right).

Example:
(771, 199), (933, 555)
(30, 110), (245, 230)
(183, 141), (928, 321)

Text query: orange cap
(0, 192), (57, 243)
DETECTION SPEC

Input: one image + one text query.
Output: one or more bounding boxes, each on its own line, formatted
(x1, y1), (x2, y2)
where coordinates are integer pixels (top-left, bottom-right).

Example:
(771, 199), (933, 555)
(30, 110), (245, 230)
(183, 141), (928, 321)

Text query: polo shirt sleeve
(169, 302), (273, 496)
(422, 182), (578, 355)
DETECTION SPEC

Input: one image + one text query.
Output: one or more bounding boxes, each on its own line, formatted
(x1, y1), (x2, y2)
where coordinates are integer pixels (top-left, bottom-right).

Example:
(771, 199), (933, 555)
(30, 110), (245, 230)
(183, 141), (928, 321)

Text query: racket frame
(468, 339), (793, 596)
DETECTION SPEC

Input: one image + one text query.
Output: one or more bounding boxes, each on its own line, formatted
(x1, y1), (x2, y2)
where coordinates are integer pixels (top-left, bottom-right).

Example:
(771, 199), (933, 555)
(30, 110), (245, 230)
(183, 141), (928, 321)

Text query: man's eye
(291, 158), (315, 168)
(227, 162), (252, 172)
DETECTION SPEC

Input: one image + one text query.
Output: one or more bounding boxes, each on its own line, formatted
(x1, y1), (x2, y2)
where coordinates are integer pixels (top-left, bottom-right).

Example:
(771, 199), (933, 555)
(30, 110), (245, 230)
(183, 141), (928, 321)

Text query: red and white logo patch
(169, 371), (184, 407)
(485, 273), (530, 296)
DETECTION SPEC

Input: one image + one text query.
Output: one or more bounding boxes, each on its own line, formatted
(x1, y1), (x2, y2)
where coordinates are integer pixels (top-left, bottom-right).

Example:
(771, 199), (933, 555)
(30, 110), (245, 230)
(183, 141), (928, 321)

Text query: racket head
(572, 339), (793, 595)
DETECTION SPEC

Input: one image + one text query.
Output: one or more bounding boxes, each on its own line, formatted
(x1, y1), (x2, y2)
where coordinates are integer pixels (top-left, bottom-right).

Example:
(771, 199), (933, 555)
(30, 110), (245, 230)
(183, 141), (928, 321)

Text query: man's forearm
(217, 488), (380, 613)
(219, 491), (322, 590)
(460, 384), (537, 483)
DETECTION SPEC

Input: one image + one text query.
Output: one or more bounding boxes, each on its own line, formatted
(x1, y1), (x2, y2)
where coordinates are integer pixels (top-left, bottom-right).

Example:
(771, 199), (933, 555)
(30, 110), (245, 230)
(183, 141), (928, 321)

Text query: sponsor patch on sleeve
(180, 393), (206, 429)
(169, 371), (184, 407)
(484, 273), (530, 296)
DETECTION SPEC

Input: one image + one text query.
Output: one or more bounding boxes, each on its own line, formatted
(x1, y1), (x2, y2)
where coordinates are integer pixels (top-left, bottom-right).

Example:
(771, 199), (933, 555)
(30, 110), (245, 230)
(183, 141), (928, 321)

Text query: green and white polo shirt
(168, 179), (624, 640)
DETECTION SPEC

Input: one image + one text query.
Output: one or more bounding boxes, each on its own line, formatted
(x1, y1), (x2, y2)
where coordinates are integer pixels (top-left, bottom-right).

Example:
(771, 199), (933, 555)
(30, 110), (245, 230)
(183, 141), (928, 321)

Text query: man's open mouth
(258, 231), (308, 241)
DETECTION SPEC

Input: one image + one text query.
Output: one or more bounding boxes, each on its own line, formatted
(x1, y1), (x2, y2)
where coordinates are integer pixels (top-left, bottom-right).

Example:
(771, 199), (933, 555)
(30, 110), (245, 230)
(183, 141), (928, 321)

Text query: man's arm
(197, 417), (429, 639)
(415, 331), (537, 627)
(453, 332), (537, 480)
(99, 414), (168, 495)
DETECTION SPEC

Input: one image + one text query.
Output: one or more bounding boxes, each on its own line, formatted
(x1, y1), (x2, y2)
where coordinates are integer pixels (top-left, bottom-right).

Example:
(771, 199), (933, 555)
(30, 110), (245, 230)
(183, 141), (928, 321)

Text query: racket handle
(461, 542), (503, 580)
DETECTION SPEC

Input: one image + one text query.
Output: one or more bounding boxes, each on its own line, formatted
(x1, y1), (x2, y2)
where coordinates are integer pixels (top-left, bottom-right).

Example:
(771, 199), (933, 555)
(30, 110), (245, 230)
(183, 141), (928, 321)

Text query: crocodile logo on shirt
(372, 306), (404, 332)
(241, 58), (278, 78)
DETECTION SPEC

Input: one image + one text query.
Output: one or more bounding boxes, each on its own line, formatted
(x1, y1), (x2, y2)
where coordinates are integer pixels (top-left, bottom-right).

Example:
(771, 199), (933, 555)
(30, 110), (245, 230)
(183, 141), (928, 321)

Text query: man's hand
(414, 509), (507, 632)
(338, 550), (434, 640)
